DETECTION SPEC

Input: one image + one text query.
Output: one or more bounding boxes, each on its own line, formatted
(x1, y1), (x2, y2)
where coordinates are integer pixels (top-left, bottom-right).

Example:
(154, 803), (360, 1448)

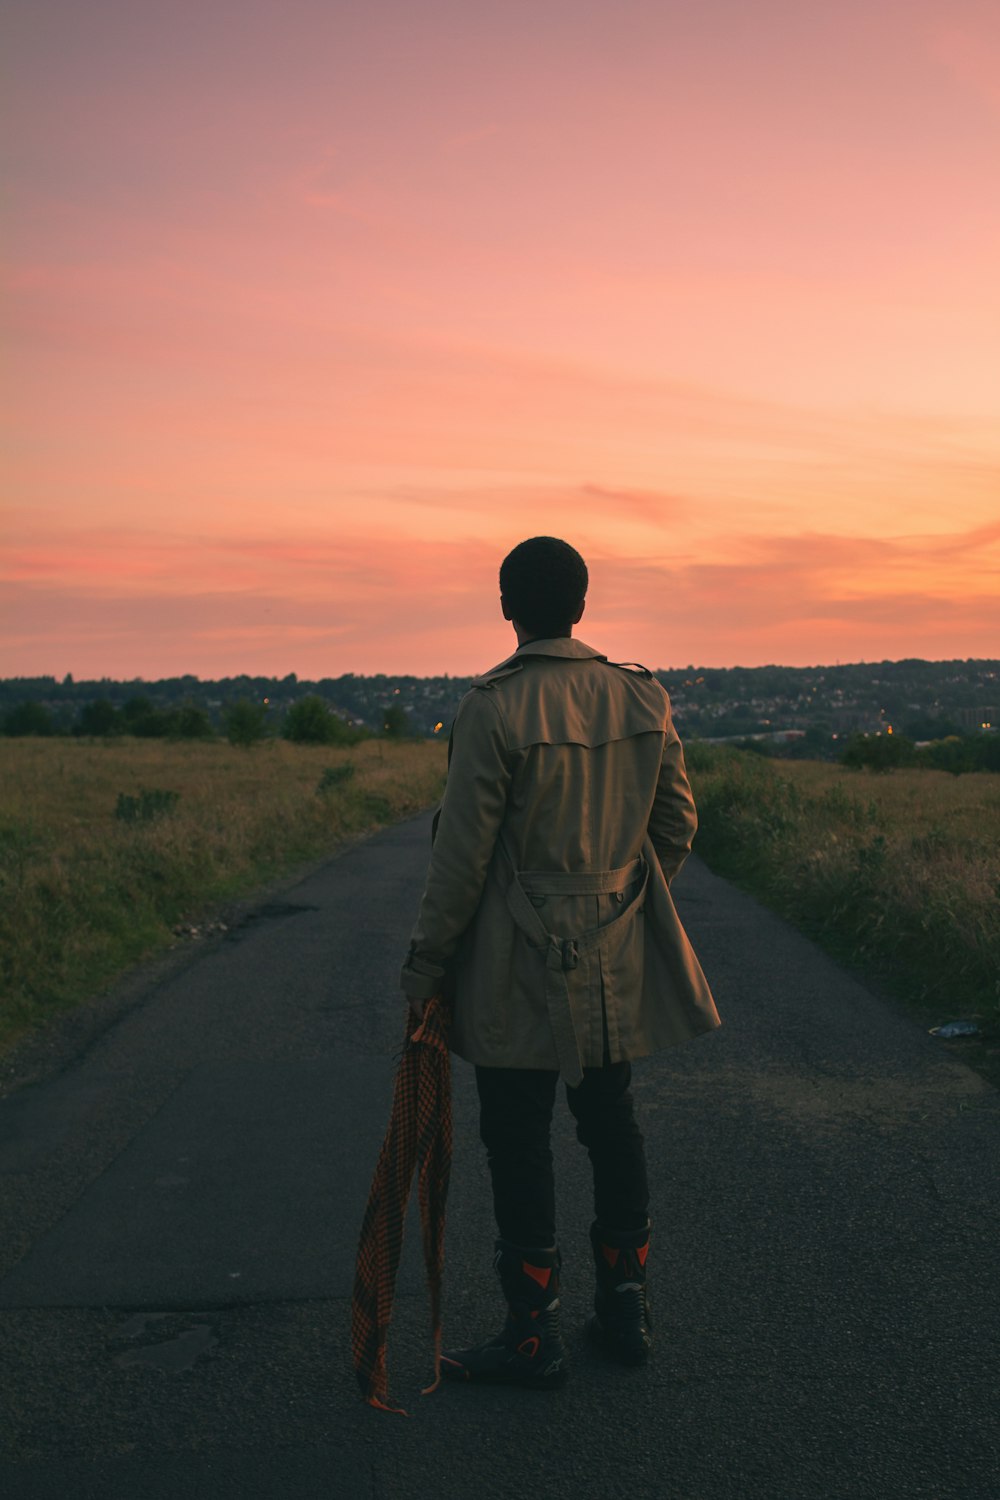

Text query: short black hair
(499, 537), (588, 639)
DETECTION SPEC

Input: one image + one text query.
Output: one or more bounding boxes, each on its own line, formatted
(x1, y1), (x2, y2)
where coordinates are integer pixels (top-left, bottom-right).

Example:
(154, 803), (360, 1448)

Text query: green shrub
(78, 699), (121, 737)
(2, 702), (56, 737)
(115, 788), (181, 824)
(173, 705), (213, 740)
(130, 710), (174, 738)
(840, 732), (914, 771)
(283, 696), (359, 745)
(914, 734), (1000, 775)
(317, 764), (356, 794)
(381, 703), (411, 738)
(0, 819), (46, 893)
(224, 699), (269, 747)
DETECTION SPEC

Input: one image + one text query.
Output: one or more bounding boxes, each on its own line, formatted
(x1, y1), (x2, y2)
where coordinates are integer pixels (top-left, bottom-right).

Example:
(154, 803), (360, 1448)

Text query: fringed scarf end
(366, 1393), (411, 1416)
(421, 1327), (443, 1396)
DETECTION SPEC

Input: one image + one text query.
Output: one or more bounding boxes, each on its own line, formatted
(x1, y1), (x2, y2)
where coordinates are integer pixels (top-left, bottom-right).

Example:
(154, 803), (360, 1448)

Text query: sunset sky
(4, 0), (999, 678)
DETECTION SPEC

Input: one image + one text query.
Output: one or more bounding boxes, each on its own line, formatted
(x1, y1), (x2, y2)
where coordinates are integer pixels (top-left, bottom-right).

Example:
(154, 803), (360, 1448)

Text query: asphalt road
(1, 813), (997, 1500)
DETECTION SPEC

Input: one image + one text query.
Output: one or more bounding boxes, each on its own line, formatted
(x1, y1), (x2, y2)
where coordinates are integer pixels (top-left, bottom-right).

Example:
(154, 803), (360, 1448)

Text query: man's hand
(407, 994), (444, 1033)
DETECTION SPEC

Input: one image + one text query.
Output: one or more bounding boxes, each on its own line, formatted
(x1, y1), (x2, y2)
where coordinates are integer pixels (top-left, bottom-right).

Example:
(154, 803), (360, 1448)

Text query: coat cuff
(400, 950), (445, 1003)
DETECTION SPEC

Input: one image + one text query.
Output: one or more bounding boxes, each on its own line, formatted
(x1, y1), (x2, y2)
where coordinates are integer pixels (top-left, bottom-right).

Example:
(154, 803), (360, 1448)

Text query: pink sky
(3, 0), (999, 677)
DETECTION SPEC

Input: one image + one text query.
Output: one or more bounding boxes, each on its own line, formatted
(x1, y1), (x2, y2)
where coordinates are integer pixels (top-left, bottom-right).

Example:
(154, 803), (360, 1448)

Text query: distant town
(2, 659), (996, 755)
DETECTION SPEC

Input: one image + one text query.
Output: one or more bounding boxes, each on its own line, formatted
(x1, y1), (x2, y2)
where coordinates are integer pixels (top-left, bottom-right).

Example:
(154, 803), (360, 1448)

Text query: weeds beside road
(686, 744), (1000, 1085)
(0, 737), (446, 1053)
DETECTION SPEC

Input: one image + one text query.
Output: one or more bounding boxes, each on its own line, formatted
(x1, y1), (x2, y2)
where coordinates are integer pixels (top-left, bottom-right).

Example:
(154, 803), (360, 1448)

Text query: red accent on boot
(522, 1260), (553, 1289)
(636, 1241), (650, 1266)
(600, 1243), (619, 1267)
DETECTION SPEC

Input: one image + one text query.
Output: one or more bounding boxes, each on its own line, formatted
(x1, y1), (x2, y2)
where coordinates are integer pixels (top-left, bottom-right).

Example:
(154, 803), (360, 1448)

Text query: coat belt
(498, 839), (648, 1087)
(517, 860), (644, 896)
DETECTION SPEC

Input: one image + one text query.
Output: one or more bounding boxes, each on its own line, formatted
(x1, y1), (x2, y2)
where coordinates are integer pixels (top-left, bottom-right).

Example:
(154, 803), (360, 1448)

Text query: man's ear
(501, 595), (513, 622)
(572, 599), (586, 625)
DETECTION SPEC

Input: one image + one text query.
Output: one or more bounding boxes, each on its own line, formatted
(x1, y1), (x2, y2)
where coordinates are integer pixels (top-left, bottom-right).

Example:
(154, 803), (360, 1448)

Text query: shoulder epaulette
(469, 661), (525, 690)
(604, 659), (655, 680)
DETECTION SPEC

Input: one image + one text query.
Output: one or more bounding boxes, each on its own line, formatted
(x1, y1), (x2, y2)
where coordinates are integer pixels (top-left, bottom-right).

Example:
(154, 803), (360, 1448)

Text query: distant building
(831, 710), (883, 734)
(953, 706), (997, 731)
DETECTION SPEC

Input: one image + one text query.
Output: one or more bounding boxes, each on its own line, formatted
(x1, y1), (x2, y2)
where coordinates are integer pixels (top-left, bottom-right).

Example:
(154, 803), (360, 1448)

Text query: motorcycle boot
(440, 1241), (567, 1389)
(587, 1221), (653, 1365)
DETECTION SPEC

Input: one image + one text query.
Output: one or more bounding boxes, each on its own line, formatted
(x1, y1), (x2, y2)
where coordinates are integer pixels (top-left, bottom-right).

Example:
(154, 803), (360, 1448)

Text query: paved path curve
(1, 813), (997, 1500)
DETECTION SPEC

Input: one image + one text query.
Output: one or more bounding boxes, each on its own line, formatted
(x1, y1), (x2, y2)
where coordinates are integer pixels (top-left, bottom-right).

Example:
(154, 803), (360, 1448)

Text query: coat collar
(479, 637), (606, 677)
(515, 636), (606, 661)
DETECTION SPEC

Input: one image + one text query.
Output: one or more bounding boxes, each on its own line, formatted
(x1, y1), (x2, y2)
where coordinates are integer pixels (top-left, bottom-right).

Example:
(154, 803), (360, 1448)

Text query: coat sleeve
(400, 688), (512, 1002)
(647, 701), (698, 886)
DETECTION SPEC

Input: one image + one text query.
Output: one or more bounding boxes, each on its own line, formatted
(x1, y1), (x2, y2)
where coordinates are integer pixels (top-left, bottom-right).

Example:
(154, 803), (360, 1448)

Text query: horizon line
(3, 653), (999, 687)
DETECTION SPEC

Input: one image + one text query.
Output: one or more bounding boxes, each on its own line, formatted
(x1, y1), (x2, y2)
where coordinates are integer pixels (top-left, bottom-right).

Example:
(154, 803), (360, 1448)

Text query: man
(400, 536), (720, 1389)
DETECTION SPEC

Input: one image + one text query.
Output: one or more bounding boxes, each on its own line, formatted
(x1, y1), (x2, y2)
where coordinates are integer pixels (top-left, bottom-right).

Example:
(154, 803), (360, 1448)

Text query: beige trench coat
(400, 638), (720, 1082)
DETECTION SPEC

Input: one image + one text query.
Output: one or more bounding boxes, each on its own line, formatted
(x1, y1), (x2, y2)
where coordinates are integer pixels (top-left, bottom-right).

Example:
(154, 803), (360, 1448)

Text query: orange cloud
(4, 518), (997, 678)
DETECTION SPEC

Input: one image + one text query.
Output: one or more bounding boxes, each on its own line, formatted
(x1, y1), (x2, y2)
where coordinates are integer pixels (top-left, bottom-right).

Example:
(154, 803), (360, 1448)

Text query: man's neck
(515, 626), (573, 647)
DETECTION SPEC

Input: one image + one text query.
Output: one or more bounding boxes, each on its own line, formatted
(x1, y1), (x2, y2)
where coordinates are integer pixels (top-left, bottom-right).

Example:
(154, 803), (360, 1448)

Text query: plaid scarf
(352, 994), (452, 1413)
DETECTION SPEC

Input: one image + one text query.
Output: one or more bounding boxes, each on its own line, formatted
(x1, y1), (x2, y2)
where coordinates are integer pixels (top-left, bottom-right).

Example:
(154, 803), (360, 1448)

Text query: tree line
(837, 730), (1000, 775)
(0, 695), (415, 746)
(735, 726), (1000, 775)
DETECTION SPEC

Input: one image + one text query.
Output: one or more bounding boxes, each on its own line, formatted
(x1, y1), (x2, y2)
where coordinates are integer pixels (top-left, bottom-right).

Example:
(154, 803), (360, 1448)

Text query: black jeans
(475, 1057), (650, 1247)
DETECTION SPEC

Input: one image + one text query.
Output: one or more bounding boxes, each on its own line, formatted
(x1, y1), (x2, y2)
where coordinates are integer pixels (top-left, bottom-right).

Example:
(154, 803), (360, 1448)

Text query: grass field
(685, 745), (1000, 1077)
(3, 735), (998, 1083)
(0, 736), (447, 1052)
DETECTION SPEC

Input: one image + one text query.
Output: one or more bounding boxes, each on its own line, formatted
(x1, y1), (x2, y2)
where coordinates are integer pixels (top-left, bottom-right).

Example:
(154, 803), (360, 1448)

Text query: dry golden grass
(0, 736), (447, 1051)
(687, 747), (1000, 1045)
(5, 735), (997, 1073)
(780, 757), (1000, 847)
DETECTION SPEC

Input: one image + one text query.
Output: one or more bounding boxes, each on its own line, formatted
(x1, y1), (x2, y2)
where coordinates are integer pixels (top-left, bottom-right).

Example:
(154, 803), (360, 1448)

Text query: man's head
(499, 536), (588, 641)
